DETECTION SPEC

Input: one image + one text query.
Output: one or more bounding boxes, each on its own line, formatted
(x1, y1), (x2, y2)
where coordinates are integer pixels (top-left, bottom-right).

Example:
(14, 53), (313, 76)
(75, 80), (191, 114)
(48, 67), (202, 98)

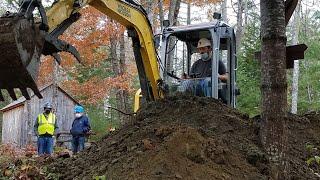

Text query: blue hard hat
(74, 105), (84, 113)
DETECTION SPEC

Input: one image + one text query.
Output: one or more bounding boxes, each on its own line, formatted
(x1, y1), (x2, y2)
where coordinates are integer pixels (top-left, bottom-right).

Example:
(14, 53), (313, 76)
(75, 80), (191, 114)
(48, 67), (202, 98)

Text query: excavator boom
(0, 0), (163, 101)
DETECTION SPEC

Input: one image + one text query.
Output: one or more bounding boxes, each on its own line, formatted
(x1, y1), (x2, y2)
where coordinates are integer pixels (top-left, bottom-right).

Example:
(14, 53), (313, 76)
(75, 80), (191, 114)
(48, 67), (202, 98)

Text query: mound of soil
(49, 95), (320, 179)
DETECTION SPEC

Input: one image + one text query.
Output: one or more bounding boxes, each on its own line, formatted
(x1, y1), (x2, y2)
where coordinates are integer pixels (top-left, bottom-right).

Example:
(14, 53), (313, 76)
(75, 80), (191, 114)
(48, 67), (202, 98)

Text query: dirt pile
(49, 95), (320, 179)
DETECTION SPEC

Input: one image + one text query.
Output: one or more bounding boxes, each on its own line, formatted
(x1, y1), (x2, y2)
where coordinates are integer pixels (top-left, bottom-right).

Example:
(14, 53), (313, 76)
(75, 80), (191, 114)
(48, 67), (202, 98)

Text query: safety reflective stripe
(37, 113), (55, 135)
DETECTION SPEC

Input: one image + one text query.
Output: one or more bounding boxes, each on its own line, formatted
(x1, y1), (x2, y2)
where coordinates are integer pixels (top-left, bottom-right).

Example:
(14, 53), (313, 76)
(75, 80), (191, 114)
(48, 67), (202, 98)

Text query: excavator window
(162, 30), (212, 80)
(160, 25), (238, 107)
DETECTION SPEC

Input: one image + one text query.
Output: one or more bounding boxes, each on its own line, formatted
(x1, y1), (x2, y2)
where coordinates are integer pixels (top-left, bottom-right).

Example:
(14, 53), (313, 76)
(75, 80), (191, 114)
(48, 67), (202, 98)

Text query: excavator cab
(159, 20), (238, 107)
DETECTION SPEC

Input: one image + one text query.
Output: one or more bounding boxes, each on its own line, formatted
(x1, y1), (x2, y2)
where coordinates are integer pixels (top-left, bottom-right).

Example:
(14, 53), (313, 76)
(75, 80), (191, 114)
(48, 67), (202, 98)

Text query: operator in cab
(179, 38), (228, 101)
(190, 38), (227, 81)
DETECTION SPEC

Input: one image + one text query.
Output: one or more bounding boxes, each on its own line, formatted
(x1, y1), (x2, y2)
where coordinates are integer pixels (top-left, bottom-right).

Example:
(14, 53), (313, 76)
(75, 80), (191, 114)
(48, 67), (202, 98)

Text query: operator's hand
(181, 73), (189, 79)
(219, 73), (228, 82)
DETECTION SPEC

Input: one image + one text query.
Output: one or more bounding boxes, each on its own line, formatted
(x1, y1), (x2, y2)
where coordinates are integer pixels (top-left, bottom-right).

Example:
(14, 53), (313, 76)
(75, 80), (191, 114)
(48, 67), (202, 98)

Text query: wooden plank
(2, 105), (24, 146)
(254, 44), (308, 69)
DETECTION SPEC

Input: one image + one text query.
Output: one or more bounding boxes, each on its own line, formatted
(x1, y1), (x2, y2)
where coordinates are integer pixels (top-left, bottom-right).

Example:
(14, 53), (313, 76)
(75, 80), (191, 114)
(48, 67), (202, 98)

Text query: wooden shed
(0, 83), (79, 147)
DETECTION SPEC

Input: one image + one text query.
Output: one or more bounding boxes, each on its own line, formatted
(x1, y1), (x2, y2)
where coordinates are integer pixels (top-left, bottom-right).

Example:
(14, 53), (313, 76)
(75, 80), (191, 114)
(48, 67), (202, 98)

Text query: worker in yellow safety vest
(34, 102), (58, 155)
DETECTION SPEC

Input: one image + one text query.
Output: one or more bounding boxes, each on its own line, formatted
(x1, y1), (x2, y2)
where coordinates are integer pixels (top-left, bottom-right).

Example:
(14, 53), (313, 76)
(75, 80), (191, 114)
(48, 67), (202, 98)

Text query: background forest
(0, 0), (320, 140)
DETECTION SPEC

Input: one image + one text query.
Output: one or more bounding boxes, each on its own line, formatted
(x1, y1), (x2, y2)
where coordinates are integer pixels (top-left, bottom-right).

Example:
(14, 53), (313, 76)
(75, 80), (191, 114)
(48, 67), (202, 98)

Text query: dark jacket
(70, 115), (90, 136)
(190, 59), (226, 78)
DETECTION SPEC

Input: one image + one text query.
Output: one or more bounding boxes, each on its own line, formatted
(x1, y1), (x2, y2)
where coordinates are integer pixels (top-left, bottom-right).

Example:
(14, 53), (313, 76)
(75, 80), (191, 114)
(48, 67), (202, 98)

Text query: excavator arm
(0, 0), (164, 101)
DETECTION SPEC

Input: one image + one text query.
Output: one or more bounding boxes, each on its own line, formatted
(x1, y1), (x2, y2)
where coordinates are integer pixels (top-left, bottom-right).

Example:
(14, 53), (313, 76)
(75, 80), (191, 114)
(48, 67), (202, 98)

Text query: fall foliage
(38, 7), (135, 105)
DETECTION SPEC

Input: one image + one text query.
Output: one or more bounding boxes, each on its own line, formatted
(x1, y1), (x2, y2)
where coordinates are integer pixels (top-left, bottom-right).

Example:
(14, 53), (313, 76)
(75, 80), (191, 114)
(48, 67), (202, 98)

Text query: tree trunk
(53, 60), (59, 116)
(168, 0), (181, 26)
(166, 0), (181, 73)
(187, 2), (191, 25)
(236, 0), (243, 51)
(142, 0), (154, 27)
(109, 22), (121, 123)
(110, 26), (119, 75)
(221, 0), (228, 22)
(291, 0), (301, 114)
(109, 22), (130, 124)
(260, 0), (288, 179)
(244, 0), (248, 26)
(158, 0), (164, 31)
(118, 33), (130, 123)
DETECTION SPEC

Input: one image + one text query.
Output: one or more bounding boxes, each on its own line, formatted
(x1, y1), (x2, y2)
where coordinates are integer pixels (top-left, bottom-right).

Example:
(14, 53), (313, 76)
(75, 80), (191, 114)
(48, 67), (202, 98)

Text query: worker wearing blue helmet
(70, 105), (91, 154)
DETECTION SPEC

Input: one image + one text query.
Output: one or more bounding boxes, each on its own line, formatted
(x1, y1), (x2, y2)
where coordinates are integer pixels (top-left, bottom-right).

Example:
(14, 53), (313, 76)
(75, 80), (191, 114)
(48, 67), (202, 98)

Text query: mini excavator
(0, 0), (305, 110)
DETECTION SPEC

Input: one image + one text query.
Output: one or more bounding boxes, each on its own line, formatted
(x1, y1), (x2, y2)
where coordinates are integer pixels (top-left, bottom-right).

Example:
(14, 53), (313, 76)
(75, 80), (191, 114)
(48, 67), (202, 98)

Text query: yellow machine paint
(134, 89), (142, 113)
(0, 0), (163, 102)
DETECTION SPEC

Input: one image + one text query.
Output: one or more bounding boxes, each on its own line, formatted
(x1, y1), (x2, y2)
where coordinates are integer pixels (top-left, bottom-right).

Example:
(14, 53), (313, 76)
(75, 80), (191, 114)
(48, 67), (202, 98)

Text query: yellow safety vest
(37, 113), (56, 135)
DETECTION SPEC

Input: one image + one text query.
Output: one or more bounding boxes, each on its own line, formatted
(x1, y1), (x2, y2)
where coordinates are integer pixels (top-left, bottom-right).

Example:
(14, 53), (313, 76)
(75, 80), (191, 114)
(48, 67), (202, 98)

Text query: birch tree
(291, 0), (301, 114)
(236, 0), (244, 51)
(221, 0), (228, 22)
(158, 0), (165, 31)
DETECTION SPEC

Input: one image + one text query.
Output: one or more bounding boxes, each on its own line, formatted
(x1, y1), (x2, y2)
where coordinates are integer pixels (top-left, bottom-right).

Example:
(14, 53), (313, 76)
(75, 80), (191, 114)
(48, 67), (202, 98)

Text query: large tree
(260, 0), (288, 179)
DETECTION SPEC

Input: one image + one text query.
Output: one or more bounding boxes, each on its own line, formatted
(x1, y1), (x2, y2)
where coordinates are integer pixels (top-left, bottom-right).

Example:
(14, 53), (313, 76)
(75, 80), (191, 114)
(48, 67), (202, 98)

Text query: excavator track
(0, 15), (44, 100)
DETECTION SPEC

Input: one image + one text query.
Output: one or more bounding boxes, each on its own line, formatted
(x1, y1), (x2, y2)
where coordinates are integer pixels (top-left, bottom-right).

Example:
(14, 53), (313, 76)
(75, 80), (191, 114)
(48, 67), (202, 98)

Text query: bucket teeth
(0, 92), (4, 101)
(7, 89), (17, 101)
(20, 88), (31, 100)
(31, 86), (43, 99)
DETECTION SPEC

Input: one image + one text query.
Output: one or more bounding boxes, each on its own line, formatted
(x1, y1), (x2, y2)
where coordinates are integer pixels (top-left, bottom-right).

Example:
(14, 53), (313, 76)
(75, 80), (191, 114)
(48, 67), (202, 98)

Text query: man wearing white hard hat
(179, 38), (227, 101)
(190, 38), (227, 81)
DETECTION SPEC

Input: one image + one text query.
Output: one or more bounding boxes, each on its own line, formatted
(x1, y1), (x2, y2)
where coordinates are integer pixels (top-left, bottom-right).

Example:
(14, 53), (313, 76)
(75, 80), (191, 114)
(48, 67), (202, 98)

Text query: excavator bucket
(0, 15), (45, 100)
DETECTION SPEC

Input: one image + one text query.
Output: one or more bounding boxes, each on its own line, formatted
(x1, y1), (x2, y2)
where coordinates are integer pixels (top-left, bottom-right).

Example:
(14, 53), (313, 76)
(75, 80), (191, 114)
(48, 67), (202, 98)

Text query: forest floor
(2, 95), (320, 179)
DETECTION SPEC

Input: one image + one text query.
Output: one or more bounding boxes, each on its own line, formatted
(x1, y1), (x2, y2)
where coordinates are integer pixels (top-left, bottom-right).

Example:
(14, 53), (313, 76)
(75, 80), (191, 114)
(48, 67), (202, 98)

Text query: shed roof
(0, 83), (79, 112)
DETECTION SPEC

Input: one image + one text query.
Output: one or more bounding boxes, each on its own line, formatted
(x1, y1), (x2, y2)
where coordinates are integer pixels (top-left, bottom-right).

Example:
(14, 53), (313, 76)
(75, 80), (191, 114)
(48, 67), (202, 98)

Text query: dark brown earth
(49, 95), (320, 179)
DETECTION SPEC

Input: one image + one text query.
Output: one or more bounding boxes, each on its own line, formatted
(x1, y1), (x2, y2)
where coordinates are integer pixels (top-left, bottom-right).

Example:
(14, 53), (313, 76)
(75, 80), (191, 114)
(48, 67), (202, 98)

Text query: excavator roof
(163, 20), (231, 34)
(162, 20), (234, 53)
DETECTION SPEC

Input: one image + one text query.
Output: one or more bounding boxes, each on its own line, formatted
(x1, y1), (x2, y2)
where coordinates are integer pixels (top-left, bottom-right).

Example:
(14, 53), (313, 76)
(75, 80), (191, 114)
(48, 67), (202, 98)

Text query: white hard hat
(43, 102), (53, 109)
(197, 38), (211, 48)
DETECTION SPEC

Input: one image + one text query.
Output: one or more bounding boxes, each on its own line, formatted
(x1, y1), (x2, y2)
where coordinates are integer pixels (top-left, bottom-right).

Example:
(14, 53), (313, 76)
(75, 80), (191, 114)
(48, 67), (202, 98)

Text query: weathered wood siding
(1, 105), (24, 146)
(55, 87), (77, 132)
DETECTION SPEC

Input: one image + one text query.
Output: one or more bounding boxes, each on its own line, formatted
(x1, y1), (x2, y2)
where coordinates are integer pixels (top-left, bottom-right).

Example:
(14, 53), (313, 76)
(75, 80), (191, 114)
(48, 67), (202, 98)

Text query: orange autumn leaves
(63, 74), (134, 104)
(38, 7), (135, 104)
